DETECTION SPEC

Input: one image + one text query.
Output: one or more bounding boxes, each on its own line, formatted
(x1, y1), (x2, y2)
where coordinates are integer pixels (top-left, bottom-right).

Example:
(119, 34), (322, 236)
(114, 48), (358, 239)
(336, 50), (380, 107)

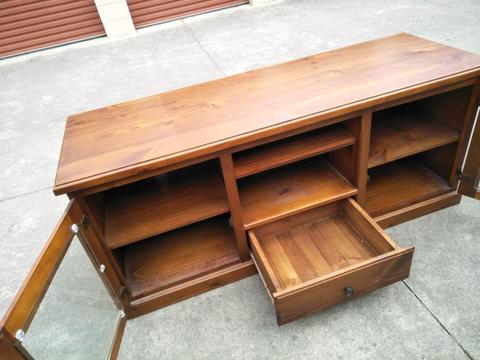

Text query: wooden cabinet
(2, 33), (480, 358)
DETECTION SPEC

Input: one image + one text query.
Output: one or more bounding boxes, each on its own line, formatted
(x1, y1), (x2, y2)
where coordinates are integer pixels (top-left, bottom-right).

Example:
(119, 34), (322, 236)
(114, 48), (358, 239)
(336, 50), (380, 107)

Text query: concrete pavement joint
(181, 19), (227, 77)
(0, 186), (53, 203)
(402, 280), (474, 360)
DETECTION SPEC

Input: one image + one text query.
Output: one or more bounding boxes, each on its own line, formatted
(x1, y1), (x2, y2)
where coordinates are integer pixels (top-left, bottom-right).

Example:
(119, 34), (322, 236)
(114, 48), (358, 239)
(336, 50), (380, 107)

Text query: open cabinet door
(0, 200), (126, 360)
(458, 105), (480, 200)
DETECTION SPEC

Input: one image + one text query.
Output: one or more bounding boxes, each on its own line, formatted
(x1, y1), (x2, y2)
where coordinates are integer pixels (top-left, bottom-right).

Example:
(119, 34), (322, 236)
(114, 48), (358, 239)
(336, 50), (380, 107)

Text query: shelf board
(234, 125), (355, 178)
(368, 112), (459, 168)
(365, 158), (452, 217)
(239, 159), (357, 229)
(104, 164), (229, 249)
(123, 216), (241, 299)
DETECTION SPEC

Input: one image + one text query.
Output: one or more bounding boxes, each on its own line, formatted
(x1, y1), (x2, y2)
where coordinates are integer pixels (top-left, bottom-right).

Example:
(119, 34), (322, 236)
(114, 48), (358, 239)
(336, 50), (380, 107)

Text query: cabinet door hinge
(120, 286), (127, 299)
(81, 215), (90, 230)
(456, 170), (471, 182)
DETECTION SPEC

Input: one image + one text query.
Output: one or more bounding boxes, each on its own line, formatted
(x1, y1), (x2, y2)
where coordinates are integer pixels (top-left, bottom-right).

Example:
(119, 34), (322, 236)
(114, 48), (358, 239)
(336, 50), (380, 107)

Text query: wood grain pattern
(250, 204), (378, 292)
(418, 85), (473, 132)
(375, 191), (462, 228)
(0, 326), (29, 360)
(54, 33), (480, 195)
(248, 199), (414, 324)
(369, 111), (460, 168)
(233, 124), (355, 178)
(238, 159), (357, 229)
(365, 158), (452, 217)
(343, 198), (397, 253)
(76, 196), (129, 311)
(352, 114), (371, 206)
(108, 315), (126, 360)
(274, 248), (413, 325)
(123, 216), (241, 299)
(127, 260), (257, 319)
(104, 162), (229, 249)
(219, 154), (250, 261)
(418, 143), (459, 183)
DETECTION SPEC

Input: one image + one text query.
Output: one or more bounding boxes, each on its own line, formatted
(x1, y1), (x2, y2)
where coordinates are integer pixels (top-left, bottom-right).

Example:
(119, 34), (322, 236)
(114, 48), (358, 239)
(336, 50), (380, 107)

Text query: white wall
(94, 0), (136, 39)
(94, 0), (277, 39)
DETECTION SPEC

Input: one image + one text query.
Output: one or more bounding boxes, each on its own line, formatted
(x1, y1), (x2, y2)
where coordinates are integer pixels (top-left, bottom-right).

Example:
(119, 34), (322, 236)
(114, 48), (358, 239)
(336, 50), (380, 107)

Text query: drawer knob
(344, 285), (354, 298)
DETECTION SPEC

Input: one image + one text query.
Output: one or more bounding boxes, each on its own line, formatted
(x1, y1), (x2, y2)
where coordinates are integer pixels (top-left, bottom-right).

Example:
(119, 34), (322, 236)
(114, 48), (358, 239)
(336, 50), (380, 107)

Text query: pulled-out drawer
(248, 198), (414, 325)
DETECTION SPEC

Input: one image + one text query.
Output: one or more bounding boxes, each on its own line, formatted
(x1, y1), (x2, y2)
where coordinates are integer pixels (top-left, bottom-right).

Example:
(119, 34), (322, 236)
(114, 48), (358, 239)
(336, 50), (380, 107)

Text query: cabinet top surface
(54, 33), (480, 194)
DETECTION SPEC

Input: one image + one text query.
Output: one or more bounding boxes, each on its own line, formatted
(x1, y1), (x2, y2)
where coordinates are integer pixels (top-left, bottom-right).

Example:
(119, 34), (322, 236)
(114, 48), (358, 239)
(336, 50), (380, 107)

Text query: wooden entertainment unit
(2, 33), (480, 358)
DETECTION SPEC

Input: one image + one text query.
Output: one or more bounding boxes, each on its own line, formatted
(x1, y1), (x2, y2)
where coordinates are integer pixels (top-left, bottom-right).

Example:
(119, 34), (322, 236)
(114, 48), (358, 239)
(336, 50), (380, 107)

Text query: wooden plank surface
(233, 125), (355, 178)
(374, 191), (461, 229)
(365, 158), (452, 217)
(54, 33), (480, 194)
(127, 260), (256, 319)
(238, 159), (357, 229)
(123, 216), (241, 299)
(104, 162), (229, 249)
(369, 111), (460, 168)
(251, 212), (377, 291)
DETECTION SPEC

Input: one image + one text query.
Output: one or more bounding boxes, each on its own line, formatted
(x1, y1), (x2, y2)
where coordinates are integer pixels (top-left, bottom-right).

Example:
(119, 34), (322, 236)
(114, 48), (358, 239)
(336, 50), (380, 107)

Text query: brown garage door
(0, 0), (105, 58)
(128, 0), (247, 28)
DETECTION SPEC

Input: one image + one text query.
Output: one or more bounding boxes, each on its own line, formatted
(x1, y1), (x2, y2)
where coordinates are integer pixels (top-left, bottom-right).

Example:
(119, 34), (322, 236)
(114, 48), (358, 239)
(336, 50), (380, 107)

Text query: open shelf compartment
(368, 85), (472, 169)
(365, 157), (453, 217)
(121, 214), (241, 299)
(368, 109), (459, 168)
(233, 122), (355, 179)
(249, 198), (414, 325)
(238, 157), (357, 230)
(103, 161), (229, 249)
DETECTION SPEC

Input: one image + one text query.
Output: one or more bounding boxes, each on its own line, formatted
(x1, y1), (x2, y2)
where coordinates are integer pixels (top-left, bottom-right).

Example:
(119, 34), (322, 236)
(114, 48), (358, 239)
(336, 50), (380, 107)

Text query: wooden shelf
(123, 215), (241, 299)
(104, 163), (229, 249)
(234, 125), (355, 178)
(238, 158), (357, 229)
(368, 111), (459, 168)
(365, 158), (452, 217)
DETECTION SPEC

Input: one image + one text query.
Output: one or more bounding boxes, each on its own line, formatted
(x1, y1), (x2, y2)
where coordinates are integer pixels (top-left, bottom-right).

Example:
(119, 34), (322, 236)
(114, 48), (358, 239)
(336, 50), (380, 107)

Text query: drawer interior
(249, 198), (413, 324)
(249, 199), (398, 293)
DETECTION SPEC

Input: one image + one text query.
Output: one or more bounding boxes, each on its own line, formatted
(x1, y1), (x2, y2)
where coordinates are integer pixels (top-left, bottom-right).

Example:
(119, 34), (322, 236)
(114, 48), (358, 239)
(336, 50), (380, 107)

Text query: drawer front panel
(274, 248), (413, 324)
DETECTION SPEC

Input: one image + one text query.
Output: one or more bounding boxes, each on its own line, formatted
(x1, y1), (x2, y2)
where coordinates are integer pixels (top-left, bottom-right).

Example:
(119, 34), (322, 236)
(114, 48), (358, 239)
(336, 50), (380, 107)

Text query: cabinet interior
(365, 85), (473, 217)
(81, 84), (472, 303)
(83, 120), (360, 300)
(119, 214), (240, 299)
(103, 160), (228, 249)
(237, 156), (358, 229)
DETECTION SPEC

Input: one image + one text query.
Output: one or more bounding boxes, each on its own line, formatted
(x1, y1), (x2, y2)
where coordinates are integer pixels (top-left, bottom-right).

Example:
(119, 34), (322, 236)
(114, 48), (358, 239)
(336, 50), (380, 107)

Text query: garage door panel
(0, 0), (95, 16)
(1, 3), (97, 30)
(1, 10), (101, 36)
(0, 0), (105, 58)
(128, 0), (248, 28)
